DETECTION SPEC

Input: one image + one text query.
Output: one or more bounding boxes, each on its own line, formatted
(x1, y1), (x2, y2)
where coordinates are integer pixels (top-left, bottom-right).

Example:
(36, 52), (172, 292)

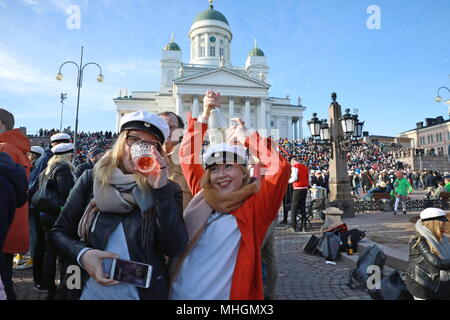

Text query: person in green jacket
(393, 171), (412, 214)
(444, 176), (450, 193)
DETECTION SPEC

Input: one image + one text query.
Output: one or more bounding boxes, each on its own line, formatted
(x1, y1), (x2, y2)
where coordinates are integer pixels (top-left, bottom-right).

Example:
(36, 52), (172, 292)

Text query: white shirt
(171, 212), (241, 300)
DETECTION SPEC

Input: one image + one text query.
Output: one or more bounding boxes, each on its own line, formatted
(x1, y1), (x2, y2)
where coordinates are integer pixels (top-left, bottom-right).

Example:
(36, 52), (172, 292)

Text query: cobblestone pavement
(12, 226), (369, 300)
(274, 226), (370, 300)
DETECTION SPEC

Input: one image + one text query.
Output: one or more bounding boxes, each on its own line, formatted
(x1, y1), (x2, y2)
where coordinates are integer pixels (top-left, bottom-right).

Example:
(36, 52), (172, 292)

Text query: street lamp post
(56, 46), (104, 151)
(308, 93), (363, 218)
(415, 148), (424, 170)
(435, 86), (450, 116)
(59, 93), (67, 132)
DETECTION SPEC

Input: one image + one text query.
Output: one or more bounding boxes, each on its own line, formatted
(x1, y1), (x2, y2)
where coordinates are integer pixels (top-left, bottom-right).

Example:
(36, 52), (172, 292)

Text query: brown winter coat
(0, 129), (31, 253)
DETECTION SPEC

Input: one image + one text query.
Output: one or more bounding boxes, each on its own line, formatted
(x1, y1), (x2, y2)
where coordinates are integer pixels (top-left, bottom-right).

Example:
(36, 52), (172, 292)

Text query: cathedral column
(192, 95), (199, 118)
(176, 93), (183, 116)
(244, 98), (251, 128)
(116, 110), (122, 133)
(228, 96), (235, 120)
(259, 98), (266, 131)
(298, 116), (303, 140)
(287, 116), (293, 140)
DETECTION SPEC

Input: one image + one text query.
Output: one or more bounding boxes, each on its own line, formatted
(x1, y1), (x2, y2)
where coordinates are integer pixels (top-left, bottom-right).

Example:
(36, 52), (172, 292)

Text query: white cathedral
(113, 1), (306, 140)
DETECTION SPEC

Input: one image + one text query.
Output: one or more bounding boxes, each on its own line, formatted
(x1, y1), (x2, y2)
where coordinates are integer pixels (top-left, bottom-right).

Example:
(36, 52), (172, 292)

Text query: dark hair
(0, 108), (14, 131)
(158, 111), (185, 129)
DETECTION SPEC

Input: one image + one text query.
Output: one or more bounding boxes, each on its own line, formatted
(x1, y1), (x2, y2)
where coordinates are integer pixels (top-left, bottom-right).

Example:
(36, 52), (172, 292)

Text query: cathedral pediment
(174, 68), (270, 89)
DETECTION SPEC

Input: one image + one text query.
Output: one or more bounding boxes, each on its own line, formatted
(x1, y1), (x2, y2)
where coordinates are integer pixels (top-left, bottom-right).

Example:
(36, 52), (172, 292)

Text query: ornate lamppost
(307, 92), (364, 218)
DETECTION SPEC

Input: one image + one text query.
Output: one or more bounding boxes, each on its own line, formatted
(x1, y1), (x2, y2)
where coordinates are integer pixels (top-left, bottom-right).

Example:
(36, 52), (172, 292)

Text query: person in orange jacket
(0, 108), (31, 300)
(170, 91), (290, 300)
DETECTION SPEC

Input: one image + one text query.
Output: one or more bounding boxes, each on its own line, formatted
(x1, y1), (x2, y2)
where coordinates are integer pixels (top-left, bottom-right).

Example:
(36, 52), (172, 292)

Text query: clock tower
(189, 0), (232, 66)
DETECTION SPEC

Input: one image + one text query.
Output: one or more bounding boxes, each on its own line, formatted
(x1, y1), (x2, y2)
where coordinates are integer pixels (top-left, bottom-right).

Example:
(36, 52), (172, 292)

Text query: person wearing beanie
(405, 208), (450, 300)
(50, 110), (188, 300)
(170, 91), (290, 300)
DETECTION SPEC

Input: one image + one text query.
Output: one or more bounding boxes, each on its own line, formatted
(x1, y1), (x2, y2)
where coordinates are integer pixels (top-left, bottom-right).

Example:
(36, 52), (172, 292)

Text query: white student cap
(202, 143), (248, 169)
(420, 208), (448, 222)
(30, 146), (44, 156)
(120, 110), (170, 144)
(51, 143), (74, 155)
(50, 133), (71, 143)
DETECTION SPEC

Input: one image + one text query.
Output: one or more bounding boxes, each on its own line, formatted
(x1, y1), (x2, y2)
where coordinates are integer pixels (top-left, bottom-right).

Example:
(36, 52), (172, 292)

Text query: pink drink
(130, 141), (158, 174)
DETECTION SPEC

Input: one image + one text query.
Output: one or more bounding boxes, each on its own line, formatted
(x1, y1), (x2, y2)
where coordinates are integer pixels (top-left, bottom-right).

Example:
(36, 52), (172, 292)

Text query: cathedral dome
(164, 34), (181, 51)
(248, 47), (265, 56)
(193, 2), (229, 25)
(248, 40), (265, 56)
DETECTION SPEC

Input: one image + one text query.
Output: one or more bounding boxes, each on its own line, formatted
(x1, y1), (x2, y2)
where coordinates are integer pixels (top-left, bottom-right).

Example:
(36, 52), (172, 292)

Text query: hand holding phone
(80, 249), (119, 286)
(109, 258), (153, 288)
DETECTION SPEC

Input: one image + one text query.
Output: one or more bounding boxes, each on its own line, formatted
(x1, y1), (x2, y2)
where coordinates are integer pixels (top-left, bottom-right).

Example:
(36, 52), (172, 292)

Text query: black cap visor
(204, 151), (247, 170)
(422, 216), (449, 222)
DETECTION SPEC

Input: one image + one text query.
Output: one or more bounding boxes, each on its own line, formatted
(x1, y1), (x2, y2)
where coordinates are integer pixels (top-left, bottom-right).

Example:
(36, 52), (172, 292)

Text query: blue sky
(0, 0), (449, 137)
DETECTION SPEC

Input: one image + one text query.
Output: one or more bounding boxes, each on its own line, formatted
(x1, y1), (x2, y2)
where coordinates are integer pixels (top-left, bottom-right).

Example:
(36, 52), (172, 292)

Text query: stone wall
(396, 154), (450, 172)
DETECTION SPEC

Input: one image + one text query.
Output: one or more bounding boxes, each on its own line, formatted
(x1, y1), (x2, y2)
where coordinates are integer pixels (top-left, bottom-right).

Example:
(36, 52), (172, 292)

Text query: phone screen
(110, 258), (152, 288)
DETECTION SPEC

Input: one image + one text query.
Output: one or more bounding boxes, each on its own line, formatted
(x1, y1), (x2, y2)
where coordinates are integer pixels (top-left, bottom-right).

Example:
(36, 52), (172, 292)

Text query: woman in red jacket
(169, 91), (290, 300)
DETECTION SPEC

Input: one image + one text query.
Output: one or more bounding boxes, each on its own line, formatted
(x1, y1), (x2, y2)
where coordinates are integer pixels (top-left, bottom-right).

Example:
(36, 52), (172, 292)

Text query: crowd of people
(0, 92), (288, 301)
(1, 94), (450, 301)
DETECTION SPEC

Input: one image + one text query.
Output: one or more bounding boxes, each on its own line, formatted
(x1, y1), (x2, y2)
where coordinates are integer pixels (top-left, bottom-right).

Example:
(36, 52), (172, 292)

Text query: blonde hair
(45, 153), (74, 176)
(413, 220), (446, 256)
(94, 130), (165, 191)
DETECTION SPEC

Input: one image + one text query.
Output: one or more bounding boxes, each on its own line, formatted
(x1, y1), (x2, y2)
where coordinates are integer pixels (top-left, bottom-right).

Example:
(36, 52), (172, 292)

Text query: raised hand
(227, 117), (247, 146)
(145, 146), (169, 189)
(202, 90), (221, 120)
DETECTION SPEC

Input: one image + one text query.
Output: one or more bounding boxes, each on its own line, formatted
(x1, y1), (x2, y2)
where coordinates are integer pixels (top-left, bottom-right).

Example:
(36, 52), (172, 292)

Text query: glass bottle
(208, 108), (227, 146)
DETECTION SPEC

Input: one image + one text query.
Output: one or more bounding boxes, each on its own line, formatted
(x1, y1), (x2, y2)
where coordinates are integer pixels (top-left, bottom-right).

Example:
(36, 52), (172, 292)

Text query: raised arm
(245, 132), (291, 226)
(179, 90), (220, 196)
(179, 118), (208, 196)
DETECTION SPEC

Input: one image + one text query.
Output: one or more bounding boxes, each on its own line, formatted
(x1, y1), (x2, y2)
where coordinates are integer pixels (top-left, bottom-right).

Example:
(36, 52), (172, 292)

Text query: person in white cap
(29, 132), (71, 202)
(28, 146), (44, 167)
(405, 207), (450, 300)
(170, 91), (290, 300)
(49, 110), (188, 300)
(32, 142), (75, 299)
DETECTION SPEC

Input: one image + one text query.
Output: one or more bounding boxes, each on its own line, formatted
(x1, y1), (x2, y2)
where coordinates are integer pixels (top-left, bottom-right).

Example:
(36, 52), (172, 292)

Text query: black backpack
(348, 244), (386, 291)
(368, 271), (414, 300)
(318, 231), (341, 261)
(303, 235), (320, 254)
(340, 229), (366, 253)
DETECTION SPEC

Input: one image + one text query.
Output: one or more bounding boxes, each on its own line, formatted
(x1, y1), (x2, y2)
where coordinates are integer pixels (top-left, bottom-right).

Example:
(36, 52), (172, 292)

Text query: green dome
(194, 5), (229, 25)
(164, 34), (181, 51)
(164, 41), (181, 51)
(249, 47), (264, 57)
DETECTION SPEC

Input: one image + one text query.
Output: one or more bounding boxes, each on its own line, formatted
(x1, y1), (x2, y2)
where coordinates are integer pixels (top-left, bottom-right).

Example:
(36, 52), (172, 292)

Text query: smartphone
(109, 258), (152, 288)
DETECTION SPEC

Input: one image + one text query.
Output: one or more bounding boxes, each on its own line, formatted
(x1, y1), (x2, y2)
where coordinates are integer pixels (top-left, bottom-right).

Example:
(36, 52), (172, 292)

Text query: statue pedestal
(321, 207), (343, 231)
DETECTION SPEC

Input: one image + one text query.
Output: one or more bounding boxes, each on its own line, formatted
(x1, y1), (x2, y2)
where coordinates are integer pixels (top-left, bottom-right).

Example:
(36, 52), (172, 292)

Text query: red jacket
(293, 163), (309, 189)
(0, 129), (31, 254)
(179, 119), (290, 299)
